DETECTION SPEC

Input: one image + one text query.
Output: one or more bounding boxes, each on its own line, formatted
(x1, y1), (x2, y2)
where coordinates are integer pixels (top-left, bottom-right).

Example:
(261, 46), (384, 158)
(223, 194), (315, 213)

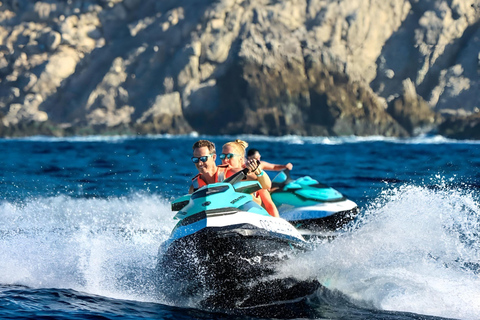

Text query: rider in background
(247, 148), (293, 171)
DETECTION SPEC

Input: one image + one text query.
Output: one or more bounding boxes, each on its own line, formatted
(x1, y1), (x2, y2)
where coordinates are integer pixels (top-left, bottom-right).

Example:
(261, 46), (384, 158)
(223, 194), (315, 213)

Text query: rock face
(438, 113), (480, 139)
(387, 78), (441, 135)
(1, 0), (479, 138)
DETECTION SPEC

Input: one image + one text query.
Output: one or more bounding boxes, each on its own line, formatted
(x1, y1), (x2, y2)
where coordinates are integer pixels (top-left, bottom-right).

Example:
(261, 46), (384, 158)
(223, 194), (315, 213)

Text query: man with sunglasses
(189, 139), (230, 193)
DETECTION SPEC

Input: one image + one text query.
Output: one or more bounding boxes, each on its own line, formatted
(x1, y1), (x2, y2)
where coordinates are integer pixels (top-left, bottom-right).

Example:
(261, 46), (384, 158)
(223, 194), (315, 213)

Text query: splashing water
(0, 194), (175, 302)
(2, 181), (480, 318)
(279, 182), (480, 319)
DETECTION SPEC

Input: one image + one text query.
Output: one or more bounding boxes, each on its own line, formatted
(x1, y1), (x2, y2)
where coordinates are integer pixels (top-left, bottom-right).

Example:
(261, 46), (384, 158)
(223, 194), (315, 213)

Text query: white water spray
(2, 182), (480, 318)
(280, 181), (480, 319)
(0, 194), (175, 301)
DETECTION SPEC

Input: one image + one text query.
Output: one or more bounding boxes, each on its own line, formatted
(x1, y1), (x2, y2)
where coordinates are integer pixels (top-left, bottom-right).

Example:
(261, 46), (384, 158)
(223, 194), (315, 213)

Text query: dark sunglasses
(191, 154), (214, 163)
(219, 153), (241, 160)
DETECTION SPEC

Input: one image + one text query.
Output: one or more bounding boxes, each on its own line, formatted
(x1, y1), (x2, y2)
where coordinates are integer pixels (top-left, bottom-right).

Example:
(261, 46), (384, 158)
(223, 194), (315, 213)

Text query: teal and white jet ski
(156, 169), (317, 310)
(271, 170), (359, 232)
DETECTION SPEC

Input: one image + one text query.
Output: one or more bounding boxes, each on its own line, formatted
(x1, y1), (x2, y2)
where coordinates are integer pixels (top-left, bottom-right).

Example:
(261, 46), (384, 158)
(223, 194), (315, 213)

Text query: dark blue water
(1, 134), (479, 319)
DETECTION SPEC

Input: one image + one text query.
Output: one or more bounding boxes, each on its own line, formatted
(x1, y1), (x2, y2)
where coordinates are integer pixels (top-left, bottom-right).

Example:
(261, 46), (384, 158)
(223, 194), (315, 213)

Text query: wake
(279, 181), (480, 319)
(2, 184), (480, 319)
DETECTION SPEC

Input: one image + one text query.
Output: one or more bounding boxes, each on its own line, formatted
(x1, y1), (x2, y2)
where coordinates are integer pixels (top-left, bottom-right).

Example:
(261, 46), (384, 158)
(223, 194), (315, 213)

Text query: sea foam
(279, 181), (480, 319)
(0, 194), (175, 302)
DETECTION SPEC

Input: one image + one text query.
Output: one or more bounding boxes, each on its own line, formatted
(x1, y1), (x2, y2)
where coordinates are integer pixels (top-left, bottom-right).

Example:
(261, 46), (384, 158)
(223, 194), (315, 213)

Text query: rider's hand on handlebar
(246, 159), (260, 173)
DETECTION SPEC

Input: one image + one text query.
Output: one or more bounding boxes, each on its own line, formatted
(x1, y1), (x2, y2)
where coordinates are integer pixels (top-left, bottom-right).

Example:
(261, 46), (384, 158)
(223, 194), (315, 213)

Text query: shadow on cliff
(371, 1), (480, 111)
(370, 3), (425, 101)
(183, 28), (247, 135)
(418, 19), (480, 111)
(39, 0), (213, 132)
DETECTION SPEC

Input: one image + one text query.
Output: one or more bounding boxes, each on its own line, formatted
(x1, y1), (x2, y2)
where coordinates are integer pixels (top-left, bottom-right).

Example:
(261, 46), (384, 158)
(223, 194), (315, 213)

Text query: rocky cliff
(1, 0), (479, 138)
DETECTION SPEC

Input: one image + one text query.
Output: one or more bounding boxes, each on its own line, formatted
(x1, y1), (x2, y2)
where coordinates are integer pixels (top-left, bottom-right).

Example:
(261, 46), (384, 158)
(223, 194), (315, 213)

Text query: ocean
(1, 134), (479, 320)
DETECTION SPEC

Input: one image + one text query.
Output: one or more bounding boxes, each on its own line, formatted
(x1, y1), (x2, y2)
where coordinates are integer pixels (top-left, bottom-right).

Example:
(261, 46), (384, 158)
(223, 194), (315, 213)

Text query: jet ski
(156, 168), (318, 311)
(270, 170), (359, 233)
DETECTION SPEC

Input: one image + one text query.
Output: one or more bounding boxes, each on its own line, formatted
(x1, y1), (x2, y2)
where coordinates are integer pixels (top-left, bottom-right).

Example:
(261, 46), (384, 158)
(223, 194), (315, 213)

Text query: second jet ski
(270, 170), (359, 233)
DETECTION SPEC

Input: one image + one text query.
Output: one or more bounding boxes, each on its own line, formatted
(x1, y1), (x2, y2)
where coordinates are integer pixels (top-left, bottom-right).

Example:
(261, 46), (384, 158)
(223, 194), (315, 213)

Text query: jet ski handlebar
(224, 168), (250, 185)
(171, 168), (250, 213)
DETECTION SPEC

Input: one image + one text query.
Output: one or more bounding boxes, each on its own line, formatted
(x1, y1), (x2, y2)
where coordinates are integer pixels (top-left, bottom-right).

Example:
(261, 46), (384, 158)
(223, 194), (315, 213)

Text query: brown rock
(387, 79), (440, 135)
(438, 113), (480, 139)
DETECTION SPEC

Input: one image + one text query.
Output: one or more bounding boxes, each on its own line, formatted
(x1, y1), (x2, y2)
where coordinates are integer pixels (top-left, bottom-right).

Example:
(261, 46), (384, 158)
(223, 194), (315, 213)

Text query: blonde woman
(221, 139), (279, 217)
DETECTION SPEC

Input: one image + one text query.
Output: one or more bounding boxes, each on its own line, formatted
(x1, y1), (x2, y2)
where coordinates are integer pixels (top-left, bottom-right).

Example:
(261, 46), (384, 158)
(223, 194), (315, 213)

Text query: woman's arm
(246, 159), (272, 189)
(250, 169), (272, 189)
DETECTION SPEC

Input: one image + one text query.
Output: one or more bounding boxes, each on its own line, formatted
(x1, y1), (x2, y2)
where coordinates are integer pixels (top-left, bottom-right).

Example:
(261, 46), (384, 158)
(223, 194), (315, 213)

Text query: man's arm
(261, 161), (293, 171)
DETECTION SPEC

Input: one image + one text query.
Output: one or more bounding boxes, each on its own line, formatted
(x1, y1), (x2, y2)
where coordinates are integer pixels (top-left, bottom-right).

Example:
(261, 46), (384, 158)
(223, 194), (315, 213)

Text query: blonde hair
(223, 139), (248, 164)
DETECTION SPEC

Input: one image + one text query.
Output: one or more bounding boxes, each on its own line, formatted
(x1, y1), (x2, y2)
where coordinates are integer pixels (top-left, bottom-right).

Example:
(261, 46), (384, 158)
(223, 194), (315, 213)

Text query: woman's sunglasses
(191, 154), (214, 163)
(219, 153), (241, 160)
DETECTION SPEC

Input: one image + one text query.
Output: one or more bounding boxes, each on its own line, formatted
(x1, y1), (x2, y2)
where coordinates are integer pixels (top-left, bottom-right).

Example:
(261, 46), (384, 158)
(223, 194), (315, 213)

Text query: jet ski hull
(275, 198), (359, 231)
(157, 218), (308, 307)
(158, 177), (309, 307)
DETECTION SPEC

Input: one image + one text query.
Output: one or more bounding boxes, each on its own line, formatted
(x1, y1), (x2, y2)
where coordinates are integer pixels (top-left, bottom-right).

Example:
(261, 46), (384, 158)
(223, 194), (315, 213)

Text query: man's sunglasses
(191, 154), (214, 163)
(219, 153), (241, 160)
